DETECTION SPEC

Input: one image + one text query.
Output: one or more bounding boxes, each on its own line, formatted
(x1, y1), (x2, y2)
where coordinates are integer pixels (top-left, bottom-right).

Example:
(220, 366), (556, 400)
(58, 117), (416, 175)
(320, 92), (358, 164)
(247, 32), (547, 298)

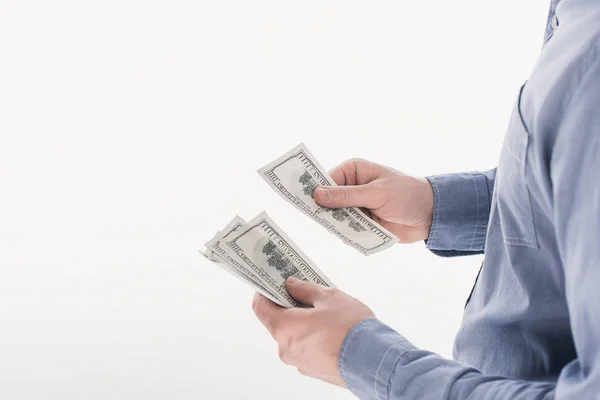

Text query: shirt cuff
(425, 172), (492, 255)
(339, 318), (417, 400)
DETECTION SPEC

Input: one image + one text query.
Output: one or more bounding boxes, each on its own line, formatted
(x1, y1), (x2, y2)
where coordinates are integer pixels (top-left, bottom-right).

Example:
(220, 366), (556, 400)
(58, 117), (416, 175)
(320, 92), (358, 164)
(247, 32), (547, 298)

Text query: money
(205, 216), (288, 307)
(202, 231), (221, 262)
(211, 252), (286, 307)
(203, 212), (334, 308)
(257, 143), (399, 255)
(222, 212), (334, 307)
(201, 143), (396, 307)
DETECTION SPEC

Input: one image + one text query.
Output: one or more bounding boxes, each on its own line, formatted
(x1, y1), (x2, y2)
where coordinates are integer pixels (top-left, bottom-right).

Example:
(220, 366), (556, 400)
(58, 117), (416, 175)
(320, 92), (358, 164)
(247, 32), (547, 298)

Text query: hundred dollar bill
(221, 212), (334, 307)
(257, 143), (399, 255)
(202, 231), (221, 262)
(209, 251), (287, 307)
(204, 217), (289, 307)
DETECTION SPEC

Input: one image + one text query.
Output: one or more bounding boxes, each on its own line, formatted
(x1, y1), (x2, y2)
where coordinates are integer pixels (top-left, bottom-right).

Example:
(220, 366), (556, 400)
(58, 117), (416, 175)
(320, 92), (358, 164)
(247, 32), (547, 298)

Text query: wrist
(417, 177), (435, 240)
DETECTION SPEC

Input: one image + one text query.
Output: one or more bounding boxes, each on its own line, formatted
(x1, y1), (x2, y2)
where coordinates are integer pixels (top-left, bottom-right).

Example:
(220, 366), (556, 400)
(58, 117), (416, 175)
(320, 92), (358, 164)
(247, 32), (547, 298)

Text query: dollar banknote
(204, 216), (289, 307)
(257, 143), (399, 255)
(202, 231), (221, 262)
(202, 212), (334, 308)
(221, 212), (335, 307)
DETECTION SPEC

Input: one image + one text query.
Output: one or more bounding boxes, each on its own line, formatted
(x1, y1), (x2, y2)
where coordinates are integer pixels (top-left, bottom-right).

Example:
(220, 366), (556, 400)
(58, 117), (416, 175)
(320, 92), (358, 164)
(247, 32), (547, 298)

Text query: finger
(314, 184), (383, 209)
(328, 159), (381, 186)
(252, 293), (286, 337)
(286, 277), (327, 307)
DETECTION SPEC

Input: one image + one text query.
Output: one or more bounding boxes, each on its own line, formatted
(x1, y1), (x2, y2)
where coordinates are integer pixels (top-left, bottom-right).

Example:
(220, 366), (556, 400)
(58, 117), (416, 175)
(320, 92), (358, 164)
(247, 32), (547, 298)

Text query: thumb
(314, 185), (376, 209)
(286, 277), (326, 307)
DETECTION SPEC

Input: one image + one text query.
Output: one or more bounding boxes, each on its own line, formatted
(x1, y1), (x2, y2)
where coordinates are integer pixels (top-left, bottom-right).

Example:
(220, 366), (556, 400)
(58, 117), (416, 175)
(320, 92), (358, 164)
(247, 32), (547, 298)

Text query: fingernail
(252, 292), (260, 306)
(316, 187), (330, 202)
(287, 276), (300, 284)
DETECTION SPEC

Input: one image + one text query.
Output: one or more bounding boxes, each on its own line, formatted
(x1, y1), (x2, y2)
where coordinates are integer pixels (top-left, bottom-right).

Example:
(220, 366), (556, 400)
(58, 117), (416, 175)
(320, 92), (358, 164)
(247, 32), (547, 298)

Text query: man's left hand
(252, 277), (375, 387)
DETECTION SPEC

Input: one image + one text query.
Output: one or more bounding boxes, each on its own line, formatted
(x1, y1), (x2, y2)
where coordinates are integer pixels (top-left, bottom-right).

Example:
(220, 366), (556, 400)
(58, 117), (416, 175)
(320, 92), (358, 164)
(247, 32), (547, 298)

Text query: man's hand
(252, 277), (375, 387)
(314, 159), (434, 243)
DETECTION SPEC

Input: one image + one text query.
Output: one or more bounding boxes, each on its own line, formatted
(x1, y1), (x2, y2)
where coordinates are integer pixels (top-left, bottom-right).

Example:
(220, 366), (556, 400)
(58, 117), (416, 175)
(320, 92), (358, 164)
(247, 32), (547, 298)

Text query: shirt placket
(544, 0), (561, 43)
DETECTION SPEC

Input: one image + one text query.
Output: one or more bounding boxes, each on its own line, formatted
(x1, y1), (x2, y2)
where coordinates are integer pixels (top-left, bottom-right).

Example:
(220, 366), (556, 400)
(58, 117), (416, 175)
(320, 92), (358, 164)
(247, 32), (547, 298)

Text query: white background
(0, 1), (548, 399)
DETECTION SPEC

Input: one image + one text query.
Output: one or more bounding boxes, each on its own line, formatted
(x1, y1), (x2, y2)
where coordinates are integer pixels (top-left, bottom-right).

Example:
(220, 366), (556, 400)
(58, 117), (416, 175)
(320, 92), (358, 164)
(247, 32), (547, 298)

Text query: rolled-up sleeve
(425, 170), (495, 257)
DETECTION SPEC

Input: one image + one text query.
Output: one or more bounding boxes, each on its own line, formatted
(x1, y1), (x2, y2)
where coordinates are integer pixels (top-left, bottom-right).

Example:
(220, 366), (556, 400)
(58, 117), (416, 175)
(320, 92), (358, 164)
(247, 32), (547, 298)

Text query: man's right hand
(314, 159), (435, 244)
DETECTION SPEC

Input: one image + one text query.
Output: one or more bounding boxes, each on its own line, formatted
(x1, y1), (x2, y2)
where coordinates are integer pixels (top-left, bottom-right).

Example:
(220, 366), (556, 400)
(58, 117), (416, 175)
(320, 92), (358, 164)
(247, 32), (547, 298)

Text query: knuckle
(277, 347), (288, 363)
(346, 158), (374, 172)
(321, 287), (339, 300)
(285, 334), (298, 354)
(345, 157), (366, 165)
(339, 186), (351, 201)
(278, 345), (293, 365)
(271, 325), (284, 342)
(272, 324), (293, 346)
(355, 184), (368, 195)
(339, 158), (355, 168)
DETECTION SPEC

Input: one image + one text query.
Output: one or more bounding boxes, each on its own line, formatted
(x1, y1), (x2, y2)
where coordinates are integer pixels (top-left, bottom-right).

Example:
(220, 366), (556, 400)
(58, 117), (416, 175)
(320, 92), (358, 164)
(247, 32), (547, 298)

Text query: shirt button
(551, 15), (559, 30)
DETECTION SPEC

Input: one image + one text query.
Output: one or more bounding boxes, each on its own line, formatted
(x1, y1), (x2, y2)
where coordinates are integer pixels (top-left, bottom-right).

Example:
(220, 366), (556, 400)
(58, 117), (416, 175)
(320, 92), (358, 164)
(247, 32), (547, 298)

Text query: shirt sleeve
(339, 319), (555, 400)
(338, 57), (600, 400)
(425, 170), (495, 257)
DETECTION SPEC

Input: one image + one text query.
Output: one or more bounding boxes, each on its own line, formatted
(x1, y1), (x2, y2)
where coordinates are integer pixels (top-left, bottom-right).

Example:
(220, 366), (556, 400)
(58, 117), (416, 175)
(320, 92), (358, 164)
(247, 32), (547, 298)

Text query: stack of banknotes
(202, 143), (399, 308)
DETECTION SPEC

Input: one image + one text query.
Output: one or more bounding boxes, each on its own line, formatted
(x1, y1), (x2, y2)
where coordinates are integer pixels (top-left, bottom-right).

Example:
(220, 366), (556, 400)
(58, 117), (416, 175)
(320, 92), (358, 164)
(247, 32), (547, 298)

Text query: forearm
(425, 169), (496, 257)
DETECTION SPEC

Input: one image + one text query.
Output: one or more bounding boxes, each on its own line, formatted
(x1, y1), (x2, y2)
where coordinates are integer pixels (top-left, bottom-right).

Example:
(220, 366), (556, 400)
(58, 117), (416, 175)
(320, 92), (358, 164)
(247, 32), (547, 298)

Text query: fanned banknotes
(257, 143), (399, 255)
(205, 216), (288, 307)
(202, 212), (334, 308)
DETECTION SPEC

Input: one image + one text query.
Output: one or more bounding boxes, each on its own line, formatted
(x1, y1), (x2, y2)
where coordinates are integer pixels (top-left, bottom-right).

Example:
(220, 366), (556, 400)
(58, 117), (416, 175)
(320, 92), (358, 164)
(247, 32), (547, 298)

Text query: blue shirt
(339, 1), (600, 398)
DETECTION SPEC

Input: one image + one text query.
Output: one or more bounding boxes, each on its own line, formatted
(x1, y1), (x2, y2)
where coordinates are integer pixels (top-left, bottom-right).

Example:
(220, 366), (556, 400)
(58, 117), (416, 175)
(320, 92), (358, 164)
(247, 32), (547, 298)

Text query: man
(252, 0), (600, 398)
